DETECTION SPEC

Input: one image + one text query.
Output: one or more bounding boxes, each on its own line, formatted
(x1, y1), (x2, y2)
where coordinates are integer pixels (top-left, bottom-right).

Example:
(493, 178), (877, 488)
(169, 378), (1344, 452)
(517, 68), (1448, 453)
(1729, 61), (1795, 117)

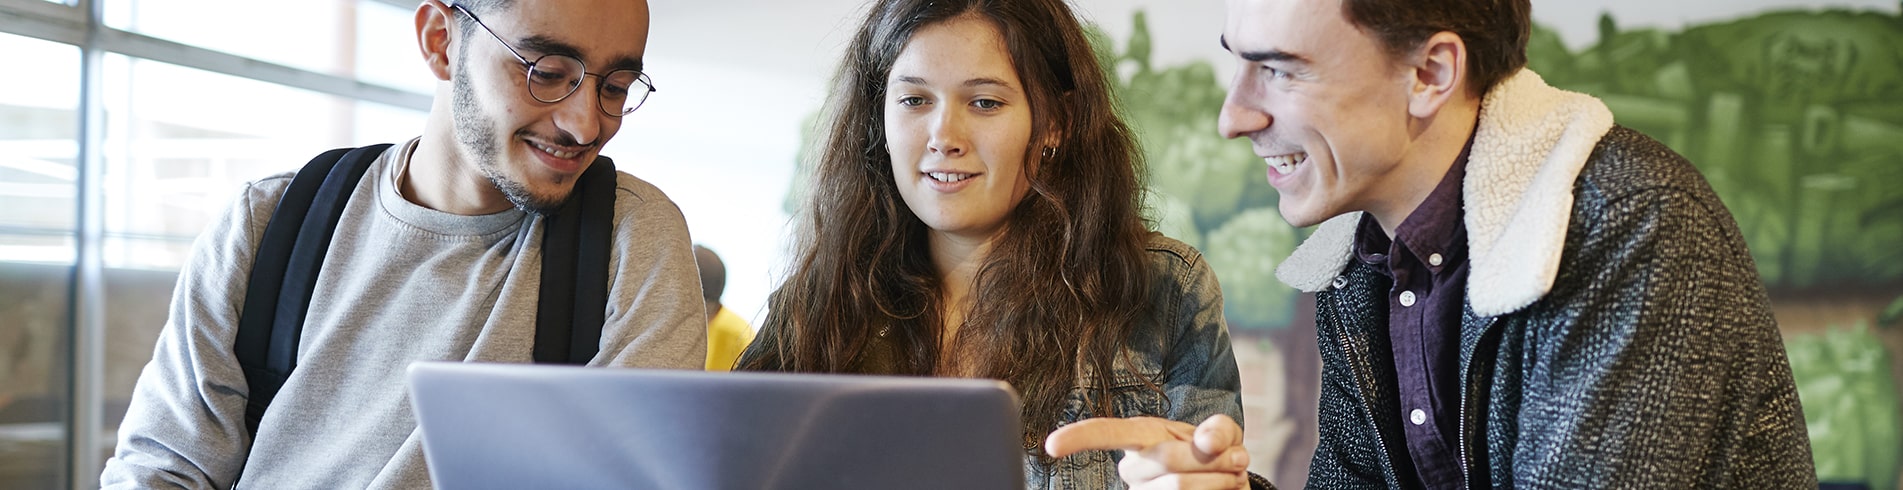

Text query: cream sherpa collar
(1272, 69), (1616, 318)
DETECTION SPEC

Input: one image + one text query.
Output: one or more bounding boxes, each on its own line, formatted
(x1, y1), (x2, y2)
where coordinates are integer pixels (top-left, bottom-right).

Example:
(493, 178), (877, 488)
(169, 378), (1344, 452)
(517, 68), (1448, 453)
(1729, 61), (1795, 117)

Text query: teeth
(928, 172), (974, 183)
(533, 142), (579, 159)
(1266, 152), (1307, 175)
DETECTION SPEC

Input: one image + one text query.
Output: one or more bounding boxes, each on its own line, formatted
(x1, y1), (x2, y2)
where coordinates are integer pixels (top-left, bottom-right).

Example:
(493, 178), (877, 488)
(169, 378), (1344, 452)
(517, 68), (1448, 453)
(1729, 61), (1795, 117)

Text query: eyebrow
(518, 35), (645, 72)
(1220, 36), (1311, 64)
(893, 75), (1017, 90)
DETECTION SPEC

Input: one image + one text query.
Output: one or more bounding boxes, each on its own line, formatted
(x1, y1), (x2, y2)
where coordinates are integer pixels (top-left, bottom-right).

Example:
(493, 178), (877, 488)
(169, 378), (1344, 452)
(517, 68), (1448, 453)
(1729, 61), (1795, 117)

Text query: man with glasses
(102, 0), (703, 488)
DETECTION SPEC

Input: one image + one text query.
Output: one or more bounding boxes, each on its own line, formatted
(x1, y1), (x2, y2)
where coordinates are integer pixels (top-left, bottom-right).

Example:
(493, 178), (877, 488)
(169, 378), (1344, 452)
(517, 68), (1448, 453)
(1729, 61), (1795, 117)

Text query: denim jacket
(739, 235), (1244, 489)
(1031, 235), (1245, 489)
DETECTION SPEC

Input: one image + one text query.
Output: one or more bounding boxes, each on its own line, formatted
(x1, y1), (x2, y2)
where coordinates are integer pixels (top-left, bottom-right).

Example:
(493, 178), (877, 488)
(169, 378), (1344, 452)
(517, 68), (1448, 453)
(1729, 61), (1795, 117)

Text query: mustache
(516, 128), (598, 150)
(1244, 131), (1305, 156)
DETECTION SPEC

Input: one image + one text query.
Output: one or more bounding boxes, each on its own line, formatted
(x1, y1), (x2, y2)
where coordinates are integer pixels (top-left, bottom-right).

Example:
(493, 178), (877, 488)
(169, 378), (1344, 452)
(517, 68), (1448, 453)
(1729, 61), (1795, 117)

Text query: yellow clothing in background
(704, 306), (755, 371)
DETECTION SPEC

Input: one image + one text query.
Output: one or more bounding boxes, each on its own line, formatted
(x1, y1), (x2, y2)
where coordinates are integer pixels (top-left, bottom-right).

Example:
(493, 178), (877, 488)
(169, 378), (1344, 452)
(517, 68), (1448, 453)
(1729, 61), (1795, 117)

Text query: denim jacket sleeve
(1148, 237), (1246, 427)
(1038, 236), (1246, 490)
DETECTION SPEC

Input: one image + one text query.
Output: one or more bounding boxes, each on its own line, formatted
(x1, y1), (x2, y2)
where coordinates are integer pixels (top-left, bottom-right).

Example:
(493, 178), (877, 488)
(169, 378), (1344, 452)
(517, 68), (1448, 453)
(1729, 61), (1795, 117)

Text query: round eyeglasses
(452, 3), (656, 117)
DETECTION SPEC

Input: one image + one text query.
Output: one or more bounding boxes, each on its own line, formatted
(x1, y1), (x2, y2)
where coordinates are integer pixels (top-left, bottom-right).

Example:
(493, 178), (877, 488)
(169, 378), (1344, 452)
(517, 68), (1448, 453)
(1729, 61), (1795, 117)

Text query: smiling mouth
(927, 171), (977, 183)
(531, 141), (582, 160)
(1266, 152), (1308, 175)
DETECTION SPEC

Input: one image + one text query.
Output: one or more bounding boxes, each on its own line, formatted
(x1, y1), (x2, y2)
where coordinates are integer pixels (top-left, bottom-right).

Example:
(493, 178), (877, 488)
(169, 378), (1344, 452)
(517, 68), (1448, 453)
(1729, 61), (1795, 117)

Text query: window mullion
(66, 0), (106, 485)
(95, 26), (430, 111)
(0, 0), (86, 45)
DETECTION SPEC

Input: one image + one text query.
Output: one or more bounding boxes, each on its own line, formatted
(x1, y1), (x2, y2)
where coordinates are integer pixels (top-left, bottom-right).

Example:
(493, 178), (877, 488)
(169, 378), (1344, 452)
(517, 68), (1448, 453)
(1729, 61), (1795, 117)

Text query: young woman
(735, 0), (1244, 486)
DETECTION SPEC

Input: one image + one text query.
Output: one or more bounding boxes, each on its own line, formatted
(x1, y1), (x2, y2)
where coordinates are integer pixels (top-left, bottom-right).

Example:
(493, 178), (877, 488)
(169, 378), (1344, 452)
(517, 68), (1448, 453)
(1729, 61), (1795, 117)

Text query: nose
(926, 107), (967, 158)
(550, 79), (604, 146)
(1218, 81), (1269, 140)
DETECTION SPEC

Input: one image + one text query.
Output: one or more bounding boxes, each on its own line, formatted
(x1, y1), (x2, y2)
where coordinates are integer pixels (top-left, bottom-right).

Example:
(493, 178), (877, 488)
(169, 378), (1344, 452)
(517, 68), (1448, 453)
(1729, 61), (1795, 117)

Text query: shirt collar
(1353, 134), (1474, 274)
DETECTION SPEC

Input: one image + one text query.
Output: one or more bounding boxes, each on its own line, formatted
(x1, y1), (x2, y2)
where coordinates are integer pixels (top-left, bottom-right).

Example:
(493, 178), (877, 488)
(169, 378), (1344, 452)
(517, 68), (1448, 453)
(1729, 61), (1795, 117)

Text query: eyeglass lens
(525, 56), (651, 116)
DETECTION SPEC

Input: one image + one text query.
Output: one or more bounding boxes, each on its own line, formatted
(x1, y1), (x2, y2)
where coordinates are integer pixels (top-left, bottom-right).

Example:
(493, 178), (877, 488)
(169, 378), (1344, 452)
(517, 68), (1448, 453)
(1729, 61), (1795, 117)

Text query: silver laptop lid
(408, 362), (1024, 490)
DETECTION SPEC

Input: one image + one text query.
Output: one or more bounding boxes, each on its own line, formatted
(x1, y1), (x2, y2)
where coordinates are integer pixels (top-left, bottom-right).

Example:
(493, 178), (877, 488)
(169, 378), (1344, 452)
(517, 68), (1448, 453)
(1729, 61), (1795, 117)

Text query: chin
(1275, 199), (1331, 228)
(489, 172), (575, 216)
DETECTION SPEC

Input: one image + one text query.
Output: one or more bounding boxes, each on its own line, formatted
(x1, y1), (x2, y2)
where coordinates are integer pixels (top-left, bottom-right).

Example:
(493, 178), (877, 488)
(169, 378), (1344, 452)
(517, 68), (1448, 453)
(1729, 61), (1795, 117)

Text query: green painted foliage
(1529, 10), (1903, 290)
(1786, 324), (1903, 489)
(1204, 207), (1298, 328)
(1095, 11), (1300, 329)
(1883, 294), (1903, 328)
(1148, 189), (1203, 251)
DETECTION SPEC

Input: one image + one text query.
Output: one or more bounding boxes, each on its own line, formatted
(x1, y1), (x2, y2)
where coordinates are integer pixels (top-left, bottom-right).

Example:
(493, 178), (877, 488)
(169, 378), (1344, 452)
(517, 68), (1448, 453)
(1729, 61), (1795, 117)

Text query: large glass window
(356, 0), (437, 95)
(97, 54), (426, 269)
(92, 53), (425, 475)
(111, 0), (341, 82)
(1, 1), (431, 484)
(104, 0), (437, 92)
(0, 31), (78, 490)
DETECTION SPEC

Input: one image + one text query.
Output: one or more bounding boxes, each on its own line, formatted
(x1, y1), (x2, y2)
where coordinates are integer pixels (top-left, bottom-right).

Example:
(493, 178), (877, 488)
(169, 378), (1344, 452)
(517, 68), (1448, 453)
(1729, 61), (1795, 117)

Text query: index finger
(1044, 417), (1196, 458)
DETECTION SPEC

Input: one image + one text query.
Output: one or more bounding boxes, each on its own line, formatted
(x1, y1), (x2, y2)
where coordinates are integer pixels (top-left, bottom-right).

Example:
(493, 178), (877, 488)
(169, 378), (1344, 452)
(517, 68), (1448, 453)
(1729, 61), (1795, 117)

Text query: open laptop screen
(407, 362), (1024, 489)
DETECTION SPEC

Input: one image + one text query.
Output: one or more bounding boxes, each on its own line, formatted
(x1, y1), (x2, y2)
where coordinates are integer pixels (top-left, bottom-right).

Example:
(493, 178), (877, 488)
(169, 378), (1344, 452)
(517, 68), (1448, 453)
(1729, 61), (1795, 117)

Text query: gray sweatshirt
(100, 139), (708, 489)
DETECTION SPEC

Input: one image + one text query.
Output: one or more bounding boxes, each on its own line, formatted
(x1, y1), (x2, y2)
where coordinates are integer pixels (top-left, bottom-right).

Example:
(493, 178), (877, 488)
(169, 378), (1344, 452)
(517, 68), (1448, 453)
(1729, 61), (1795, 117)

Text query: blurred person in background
(697, 244), (755, 371)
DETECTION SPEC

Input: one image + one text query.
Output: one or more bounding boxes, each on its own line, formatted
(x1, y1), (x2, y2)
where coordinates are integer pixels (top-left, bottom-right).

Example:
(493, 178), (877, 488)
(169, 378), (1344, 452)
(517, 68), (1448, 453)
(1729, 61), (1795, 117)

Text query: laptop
(407, 362), (1024, 490)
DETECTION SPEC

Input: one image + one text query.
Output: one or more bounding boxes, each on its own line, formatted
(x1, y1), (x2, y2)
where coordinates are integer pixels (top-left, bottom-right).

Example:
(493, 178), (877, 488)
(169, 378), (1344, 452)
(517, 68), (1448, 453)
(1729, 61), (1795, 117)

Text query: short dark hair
(693, 245), (725, 302)
(1341, 0), (1531, 97)
(449, 0), (514, 37)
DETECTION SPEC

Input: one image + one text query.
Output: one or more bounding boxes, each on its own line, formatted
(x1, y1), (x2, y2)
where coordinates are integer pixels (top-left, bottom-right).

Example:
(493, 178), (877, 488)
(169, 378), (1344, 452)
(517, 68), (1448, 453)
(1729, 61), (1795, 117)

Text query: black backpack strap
(534, 156), (616, 364)
(233, 144), (392, 439)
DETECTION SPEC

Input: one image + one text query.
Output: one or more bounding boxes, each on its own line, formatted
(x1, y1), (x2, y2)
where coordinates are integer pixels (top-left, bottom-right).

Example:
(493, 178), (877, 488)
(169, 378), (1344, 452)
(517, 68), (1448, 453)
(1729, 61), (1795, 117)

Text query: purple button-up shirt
(1353, 140), (1472, 490)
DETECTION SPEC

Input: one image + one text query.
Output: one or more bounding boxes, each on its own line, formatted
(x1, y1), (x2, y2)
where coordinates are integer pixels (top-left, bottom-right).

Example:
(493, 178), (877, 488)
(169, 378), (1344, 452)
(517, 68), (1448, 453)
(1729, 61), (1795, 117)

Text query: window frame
(0, 0), (429, 487)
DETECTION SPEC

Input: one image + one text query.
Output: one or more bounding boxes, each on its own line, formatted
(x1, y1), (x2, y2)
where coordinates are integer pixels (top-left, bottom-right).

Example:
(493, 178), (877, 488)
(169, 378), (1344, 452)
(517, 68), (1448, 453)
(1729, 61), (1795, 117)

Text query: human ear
(416, 0), (455, 81)
(1034, 100), (1067, 164)
(1030, 123), (1064, 177)
(1407, 31), (1467, 119)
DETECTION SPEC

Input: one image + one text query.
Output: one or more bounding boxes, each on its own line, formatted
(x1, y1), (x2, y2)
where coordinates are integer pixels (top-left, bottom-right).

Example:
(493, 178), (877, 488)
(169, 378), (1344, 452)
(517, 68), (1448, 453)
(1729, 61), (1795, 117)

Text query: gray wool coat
(1274, 70), (1815, 489)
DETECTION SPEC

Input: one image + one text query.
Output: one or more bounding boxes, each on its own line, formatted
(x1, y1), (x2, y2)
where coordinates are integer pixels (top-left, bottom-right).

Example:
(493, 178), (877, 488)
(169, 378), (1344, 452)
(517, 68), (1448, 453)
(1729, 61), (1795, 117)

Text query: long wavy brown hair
(736, 0), (1155, 454)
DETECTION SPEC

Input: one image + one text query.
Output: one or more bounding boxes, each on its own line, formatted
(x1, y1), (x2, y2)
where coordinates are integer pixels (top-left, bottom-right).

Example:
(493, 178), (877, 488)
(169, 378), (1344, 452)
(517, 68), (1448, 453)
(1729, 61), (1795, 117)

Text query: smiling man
(1046, 0), (1815, 487)
(100, 0), (704, 488)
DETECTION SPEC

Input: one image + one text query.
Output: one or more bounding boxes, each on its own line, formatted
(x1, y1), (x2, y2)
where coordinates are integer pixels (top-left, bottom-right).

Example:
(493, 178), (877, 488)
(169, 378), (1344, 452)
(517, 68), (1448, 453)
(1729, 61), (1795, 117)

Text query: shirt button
(1428, 253), (1443, 267)
(1410, 409), (1427, 425)
(1399, 290), (1417, 307)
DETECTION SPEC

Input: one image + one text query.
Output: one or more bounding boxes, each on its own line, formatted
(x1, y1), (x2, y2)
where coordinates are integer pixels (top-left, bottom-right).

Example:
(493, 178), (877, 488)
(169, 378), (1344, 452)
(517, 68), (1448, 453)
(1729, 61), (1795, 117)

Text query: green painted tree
(1529, 10), (1903, 291)
(1093, 11), (1300, 330)
(1786, 324), (1902, 490)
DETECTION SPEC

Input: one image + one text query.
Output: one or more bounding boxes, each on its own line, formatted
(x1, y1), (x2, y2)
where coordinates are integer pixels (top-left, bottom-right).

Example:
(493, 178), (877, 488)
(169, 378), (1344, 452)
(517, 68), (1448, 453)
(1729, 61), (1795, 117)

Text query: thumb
(1191, 414), (1244, 457)
(1043, 416), (1195, 458)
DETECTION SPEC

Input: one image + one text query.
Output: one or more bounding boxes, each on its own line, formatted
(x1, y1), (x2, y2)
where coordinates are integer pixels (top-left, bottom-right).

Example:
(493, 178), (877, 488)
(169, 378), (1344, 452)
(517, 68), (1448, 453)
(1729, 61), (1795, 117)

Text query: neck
(927, 228), (999, 372)
(406, 111), (516, 215)
(1366, 100), (1480, 238)
(928, 230), (995, 316)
